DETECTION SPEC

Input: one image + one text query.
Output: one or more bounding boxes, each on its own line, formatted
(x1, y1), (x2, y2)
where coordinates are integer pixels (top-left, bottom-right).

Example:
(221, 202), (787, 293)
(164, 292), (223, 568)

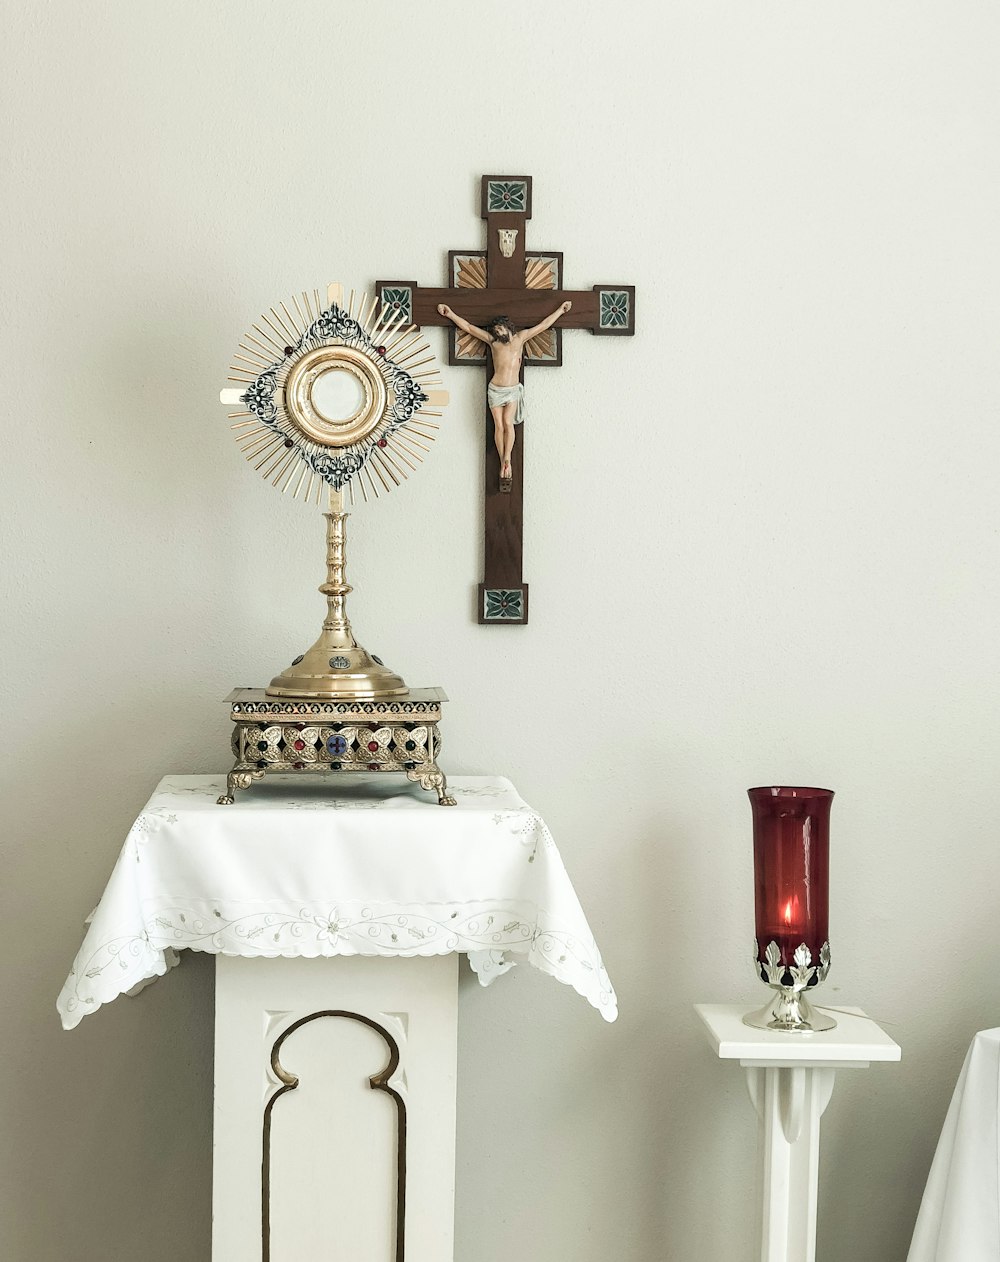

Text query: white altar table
(58, 773), (616, 1029)
(58, 773), (615, 1261)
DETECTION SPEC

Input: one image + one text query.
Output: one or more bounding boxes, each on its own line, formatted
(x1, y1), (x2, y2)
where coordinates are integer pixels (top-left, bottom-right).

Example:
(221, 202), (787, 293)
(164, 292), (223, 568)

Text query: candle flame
(783, 899), (794, 926)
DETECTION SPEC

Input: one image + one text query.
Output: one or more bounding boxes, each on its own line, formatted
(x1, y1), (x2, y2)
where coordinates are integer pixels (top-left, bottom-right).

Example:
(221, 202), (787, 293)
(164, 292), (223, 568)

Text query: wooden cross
(377, 175), (635, 625)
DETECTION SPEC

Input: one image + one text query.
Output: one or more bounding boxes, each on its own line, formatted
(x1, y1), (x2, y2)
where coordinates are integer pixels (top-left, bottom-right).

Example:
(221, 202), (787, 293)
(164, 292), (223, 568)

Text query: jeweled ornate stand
(219, 687), (453, 806)
(219, 488), (454, 806)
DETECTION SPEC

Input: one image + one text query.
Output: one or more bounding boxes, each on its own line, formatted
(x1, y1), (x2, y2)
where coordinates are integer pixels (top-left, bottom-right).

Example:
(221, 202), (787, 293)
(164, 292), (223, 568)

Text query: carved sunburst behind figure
(450, 254), (561, 362)
(221, 282), (447, 505)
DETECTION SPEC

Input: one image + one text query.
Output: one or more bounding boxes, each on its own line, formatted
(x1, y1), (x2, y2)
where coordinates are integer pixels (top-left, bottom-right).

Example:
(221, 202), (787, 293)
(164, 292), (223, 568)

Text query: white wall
(3, 3), (998, 1259)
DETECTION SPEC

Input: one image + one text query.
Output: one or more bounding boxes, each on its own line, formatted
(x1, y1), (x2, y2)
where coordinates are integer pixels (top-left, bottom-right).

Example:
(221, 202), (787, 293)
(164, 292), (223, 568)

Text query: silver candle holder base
(743, 939), (836, 1033)
(743, 988), (836, 1033)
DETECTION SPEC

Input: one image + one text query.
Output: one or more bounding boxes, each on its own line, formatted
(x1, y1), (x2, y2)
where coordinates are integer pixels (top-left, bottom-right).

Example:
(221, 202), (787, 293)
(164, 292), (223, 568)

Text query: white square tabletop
(695, 1003), (901, 1068)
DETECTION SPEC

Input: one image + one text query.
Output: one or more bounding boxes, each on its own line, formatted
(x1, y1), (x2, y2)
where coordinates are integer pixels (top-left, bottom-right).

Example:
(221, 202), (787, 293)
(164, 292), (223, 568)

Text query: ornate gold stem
(318, 489), (356, 647)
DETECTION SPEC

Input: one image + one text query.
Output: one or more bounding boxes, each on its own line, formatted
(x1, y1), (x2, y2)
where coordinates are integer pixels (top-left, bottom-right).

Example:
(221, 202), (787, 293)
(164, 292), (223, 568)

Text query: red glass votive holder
(745, 786), (835, 1032)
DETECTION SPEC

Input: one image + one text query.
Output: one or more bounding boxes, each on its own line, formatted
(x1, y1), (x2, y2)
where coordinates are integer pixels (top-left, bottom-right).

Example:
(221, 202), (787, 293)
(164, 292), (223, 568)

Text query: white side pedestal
(214, 954), (459, 1262)
(695, 1004), (901, 1262)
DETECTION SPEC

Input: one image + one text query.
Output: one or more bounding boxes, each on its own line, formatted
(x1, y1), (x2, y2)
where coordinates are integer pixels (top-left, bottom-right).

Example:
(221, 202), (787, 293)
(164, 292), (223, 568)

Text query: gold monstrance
(217, 281), (454, 806)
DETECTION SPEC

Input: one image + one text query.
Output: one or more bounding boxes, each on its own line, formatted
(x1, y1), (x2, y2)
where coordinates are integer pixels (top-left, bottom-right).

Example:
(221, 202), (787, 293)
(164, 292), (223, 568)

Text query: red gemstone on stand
(293, 740), (306, 751)
(367, 741), (379, 752)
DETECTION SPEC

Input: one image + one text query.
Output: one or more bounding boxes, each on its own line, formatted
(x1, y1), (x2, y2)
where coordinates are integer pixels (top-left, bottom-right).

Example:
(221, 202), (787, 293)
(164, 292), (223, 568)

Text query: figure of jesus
(437, 300), (572, 490)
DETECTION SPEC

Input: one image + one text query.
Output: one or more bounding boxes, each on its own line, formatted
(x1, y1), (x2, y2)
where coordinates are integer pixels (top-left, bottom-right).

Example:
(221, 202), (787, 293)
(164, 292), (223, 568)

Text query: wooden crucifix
(377, 175), (635, 625)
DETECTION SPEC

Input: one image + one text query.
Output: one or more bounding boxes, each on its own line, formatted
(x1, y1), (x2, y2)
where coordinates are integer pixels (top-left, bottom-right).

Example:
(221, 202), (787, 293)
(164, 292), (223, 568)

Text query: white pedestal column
(744, 1063), (835, 1261)
(214, 954), (459, 1262)
(695, 1004), (900, 1262)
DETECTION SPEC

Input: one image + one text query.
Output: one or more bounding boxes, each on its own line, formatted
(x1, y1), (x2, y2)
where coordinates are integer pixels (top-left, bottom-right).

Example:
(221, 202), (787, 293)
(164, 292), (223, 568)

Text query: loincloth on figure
(487, 381), (526, 426)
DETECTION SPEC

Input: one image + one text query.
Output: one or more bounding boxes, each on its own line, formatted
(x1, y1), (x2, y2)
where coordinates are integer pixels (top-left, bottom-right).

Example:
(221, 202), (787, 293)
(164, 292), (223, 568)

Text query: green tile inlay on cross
(483, 589), (523, 620)
(599, 290), (630, 329)
(487, 181), (528, 213)
(379, 286), (413, 324)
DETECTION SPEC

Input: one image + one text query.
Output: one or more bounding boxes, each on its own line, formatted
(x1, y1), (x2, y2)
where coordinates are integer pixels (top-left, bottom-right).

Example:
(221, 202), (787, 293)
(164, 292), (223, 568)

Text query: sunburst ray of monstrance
(221, 282), (448, 701)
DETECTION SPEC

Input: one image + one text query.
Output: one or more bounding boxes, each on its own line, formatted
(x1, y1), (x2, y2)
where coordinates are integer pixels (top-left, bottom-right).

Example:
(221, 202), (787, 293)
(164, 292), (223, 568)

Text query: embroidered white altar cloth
(58, 775), (616, 1030)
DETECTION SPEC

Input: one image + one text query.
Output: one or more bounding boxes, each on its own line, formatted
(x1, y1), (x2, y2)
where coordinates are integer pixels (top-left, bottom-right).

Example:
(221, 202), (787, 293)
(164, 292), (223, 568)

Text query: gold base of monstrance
(217, 282), (454, 806)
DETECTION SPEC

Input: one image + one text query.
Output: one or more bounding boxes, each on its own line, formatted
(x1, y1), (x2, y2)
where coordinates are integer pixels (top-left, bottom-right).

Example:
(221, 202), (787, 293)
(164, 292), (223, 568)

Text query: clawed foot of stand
(217, 766), (266, 805)
(406, 763), (457, 806)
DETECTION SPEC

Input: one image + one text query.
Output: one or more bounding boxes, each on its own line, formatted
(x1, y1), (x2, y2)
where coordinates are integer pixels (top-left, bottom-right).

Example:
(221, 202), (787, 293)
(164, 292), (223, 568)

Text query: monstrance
(217, 281), (454, 806)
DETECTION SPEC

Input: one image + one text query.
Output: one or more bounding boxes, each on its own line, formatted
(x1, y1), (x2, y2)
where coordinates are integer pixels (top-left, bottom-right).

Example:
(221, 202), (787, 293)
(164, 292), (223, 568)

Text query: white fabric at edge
(907, 1027), (1000, 1261)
